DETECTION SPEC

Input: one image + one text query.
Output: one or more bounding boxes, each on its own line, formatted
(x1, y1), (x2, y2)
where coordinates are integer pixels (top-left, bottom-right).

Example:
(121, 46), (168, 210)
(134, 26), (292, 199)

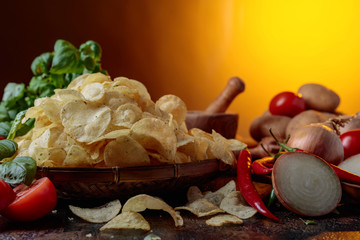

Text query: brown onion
(339, 117), (360, 135)
(287, 123), (344, 165)
(272, 152), (342, 217)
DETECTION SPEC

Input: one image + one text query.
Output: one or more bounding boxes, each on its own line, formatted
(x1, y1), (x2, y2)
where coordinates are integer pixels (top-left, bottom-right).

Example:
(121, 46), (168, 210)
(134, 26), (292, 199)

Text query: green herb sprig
(0, 39), (107, 137)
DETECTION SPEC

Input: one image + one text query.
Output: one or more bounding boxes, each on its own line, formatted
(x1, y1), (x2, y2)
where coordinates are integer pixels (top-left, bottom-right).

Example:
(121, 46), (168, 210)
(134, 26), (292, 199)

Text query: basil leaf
(2, 83), (25, 109)
(80, 40), (101, 61)
(31, 52), (53, 76)
(83, 56), (96, 71)
(49, 74), (65, 89)
(7, 110), (27, 140)
(0, 139), (17, 160)
(54, 39), (75, 52)
(0, 104), (10, 122)
(0, 122), (11, 136)
(15, 118), (35, 138)
(51, 46), (79, 74)
(0, 157), (37, 186)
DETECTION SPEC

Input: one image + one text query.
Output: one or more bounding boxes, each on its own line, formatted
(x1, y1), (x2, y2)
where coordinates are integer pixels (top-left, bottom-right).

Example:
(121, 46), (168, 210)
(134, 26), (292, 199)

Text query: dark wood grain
(1, 175), (360, 240)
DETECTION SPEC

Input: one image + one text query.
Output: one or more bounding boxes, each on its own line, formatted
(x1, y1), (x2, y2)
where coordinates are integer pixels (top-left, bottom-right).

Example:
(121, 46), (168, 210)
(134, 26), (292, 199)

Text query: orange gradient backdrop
(2, 0), (360, 140)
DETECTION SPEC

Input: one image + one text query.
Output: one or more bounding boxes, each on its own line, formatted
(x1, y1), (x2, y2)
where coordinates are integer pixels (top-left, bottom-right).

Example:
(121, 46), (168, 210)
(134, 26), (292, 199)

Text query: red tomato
(269, 91), (306, 117)
(0, 179), (15, 211)
(340, 129), (360, 159)
(1, 177), (57, 222)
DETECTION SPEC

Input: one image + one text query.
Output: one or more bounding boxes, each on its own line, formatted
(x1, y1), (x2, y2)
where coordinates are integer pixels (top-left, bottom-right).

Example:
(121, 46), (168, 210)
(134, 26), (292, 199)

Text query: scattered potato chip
(186, 186), (204, 203)
(205, 214), (243, 227)
(155, 94), (187, 125)
(61, 100), (111, 142)
(122, 194), (183, 227)
(175, 198), (224, 217)
(104, 135), (150, 167)
(69, 199), (122, 223)
(100, 211), (150, 232)
(204, 180), (237, 206)
(219, 191), (257, 219)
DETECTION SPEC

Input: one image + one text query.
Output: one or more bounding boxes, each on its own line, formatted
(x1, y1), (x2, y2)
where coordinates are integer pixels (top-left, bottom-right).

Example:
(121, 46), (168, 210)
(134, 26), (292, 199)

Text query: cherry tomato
(269, 91), (306, 117)
(340, 129), (360, 159)
(1, 177), (57, 222)
(0, 179), (15, 211)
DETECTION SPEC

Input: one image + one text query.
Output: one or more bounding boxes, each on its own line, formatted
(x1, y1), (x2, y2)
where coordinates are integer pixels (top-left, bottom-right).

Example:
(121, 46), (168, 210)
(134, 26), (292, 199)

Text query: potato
(249, 113), (291, 142)
(298, 83), (340, 113)
(285, 110), (328, 136)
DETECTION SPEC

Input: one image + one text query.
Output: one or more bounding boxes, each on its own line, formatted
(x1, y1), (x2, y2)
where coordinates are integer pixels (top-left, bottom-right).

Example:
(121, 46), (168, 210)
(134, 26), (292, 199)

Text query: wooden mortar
(185, 77), (245, 139)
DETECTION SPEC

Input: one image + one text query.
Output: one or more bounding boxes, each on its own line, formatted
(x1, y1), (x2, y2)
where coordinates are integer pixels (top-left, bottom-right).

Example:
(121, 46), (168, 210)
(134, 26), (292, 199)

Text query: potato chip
(100, 211), (150, 232)
(104, 135), (150, 167)
(212, 130), (246, 152)
(81, 72), (111, 88)
(53, 89), (85, 103)
(175, 129), (194, 148)
(88, 129), (131, 144)
(206, 214), (243, 227)
(63, 144), (92, 167)
(219, 191), (257, 219)
(104, 89), (137, 111)
(81, 82), (105, 103)
(174, 151), (191, 164)
(31, 147), (67, 167)
(112, 103), (142, 128)
(40, 98), (62, 123)
(113, 77), (151, 109)
(66, 73), (90, 90)
(61, 100), (111, 143)
(69, 199), (121, 223)
(122, 194), (183, 227)
(186, 186), (204, 203)
(155, 94), (187, 125)
(210, 140), (235, 165)
(175, 198), (224, 217)
(130, 118), (177, 161)
(202, 181), (236, 207)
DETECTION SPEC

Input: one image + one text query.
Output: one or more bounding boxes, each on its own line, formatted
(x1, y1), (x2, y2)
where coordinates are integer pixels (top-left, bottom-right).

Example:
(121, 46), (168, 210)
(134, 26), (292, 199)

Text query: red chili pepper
(329, 164), (360, 185)
(237, 149), (279, 221)
(251, 157), (274, 175)
(0, 136), (6, 140)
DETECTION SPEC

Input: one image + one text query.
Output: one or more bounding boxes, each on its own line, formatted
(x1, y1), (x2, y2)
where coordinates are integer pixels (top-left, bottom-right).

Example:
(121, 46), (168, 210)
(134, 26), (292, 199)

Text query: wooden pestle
(205, 76), (245, 114)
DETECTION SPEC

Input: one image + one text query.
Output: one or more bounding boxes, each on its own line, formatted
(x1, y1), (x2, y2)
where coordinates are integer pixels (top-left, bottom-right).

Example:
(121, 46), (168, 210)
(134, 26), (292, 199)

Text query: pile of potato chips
(14, 73), (246, 167)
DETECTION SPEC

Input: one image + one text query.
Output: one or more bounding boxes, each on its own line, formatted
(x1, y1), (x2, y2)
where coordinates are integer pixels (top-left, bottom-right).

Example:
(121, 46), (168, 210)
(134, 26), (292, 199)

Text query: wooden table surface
(1, 175), (360, 240)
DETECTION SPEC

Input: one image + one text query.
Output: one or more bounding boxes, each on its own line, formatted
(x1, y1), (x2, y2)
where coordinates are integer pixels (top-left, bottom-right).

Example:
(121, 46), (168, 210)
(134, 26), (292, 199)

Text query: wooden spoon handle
(205, 77), (245, 114)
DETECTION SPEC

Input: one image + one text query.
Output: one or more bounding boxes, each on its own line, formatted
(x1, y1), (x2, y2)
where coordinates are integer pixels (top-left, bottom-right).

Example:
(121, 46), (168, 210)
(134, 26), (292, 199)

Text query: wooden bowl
(36, 159), (222, 199)
(185, 111), (238, 139)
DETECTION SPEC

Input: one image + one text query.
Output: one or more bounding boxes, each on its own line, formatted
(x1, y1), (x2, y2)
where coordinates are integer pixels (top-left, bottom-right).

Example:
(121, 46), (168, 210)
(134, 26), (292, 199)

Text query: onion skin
(339, 118), (360, 135)
(287, 123), (344, 165)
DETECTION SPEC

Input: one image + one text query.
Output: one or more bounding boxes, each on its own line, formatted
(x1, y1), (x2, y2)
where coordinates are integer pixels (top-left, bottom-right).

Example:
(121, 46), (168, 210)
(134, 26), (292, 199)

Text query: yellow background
(1, 0), (360, 140)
